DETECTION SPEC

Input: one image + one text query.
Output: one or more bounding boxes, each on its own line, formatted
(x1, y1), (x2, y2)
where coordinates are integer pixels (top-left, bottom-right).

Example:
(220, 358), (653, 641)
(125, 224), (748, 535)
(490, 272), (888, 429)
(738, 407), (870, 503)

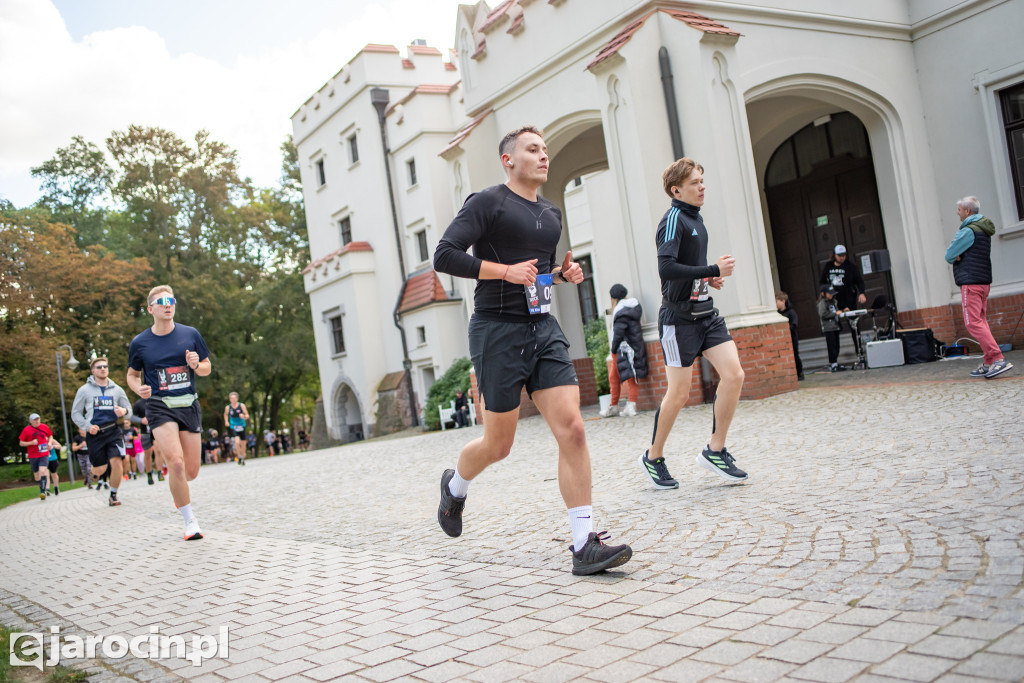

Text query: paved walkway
(2, 355), (1022, 682)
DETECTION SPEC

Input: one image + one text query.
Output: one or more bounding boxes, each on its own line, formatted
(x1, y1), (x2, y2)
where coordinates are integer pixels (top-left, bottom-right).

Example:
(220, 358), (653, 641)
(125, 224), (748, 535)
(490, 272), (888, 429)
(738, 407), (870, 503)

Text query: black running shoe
(147, 472), (154, 485)
(54, 486), (59, 495)
(437, 469), (466, 537)
(697, 445), (748, 482)
(638, 450), (679, 489)
(570, 532), (632, 576)
(109, 493), (121, 507)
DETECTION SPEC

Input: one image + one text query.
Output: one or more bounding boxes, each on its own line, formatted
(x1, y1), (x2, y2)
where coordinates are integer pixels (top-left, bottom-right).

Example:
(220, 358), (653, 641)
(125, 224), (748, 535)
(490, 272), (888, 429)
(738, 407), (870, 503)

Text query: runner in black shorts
(127, 285), (211, 541)
(71, 357), (133, 506)
(132, 398), (163, 485)
(643, 157), (747, 489)
(433, 125), (632, 576)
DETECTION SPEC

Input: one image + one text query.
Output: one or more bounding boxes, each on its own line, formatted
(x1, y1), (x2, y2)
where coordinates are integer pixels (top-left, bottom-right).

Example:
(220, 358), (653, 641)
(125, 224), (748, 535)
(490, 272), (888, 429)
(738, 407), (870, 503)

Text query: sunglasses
(151, 296), (176, 306)
(93, 365), (108, 370)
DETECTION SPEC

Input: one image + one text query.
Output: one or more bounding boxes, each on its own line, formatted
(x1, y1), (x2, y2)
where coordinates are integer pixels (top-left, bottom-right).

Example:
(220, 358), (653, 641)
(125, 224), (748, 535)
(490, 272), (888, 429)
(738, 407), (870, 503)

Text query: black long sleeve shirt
(434, 184), (561, 322)
(656, 199), (721, 325)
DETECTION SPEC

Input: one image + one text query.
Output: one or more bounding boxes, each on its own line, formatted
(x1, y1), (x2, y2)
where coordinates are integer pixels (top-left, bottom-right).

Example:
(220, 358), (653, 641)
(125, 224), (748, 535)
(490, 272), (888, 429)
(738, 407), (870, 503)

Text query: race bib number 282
(158, 366), (190, 392)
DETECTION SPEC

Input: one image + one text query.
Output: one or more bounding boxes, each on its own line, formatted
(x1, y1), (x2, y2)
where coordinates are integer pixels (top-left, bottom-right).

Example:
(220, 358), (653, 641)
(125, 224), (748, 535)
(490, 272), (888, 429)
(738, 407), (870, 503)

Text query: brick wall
(468, 357), (598, 425)
(606, 320), (800, 411)
(898, 292), (1024, 350)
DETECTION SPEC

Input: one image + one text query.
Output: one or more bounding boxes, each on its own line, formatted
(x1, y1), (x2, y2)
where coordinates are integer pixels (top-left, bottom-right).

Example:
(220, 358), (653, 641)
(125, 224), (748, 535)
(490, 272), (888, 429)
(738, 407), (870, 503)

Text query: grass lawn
(0, 459), (81, 487)
(0, 482), (87, 511)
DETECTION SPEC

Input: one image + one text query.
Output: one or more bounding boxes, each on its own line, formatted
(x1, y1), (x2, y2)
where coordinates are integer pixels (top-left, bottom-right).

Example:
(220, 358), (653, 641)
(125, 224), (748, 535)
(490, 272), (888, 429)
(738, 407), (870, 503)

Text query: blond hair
(147, 285), (174, 305)
(662, 157), (704, 198)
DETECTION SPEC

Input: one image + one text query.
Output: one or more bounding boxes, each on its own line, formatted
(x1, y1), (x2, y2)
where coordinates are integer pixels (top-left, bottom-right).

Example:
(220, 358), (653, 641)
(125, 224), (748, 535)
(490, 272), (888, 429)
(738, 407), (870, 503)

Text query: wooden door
(766, 157), (888, 338)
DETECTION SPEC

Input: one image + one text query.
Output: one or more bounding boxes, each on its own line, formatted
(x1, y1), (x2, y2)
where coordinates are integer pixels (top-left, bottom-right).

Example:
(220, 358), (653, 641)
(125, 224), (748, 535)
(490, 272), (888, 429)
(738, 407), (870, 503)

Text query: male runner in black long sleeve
(433, 126), (632, 576)
(642, 157), (748, 489)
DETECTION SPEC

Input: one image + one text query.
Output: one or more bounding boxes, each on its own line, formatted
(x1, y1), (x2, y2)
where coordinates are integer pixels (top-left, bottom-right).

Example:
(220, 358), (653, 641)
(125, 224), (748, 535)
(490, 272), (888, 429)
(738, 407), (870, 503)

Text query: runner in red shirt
(18, 414), (59, 501)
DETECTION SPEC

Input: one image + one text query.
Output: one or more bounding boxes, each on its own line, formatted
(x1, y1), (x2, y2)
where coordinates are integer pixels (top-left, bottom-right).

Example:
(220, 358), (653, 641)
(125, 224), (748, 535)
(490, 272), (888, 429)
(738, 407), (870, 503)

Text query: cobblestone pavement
(2, 361), (1022, 682)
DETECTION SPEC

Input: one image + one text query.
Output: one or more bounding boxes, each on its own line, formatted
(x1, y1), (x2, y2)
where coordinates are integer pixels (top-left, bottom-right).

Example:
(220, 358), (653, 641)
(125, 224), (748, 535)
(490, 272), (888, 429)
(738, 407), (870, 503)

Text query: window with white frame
(329, 315), (345, 355)
(416, 326), (426, 345)
(347, 134), (359, 165)
(315, 158), (326, 187)
(339, 216), (352, 246)
(407, 158), (417, 187)
(1001, 82), (1024, 220)
(415, 230), (429, 263)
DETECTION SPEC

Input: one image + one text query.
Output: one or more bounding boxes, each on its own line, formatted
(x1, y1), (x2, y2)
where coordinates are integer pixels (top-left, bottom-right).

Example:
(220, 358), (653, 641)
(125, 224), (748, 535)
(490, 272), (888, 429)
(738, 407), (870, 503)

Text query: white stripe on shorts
(660, 324), (682, 368)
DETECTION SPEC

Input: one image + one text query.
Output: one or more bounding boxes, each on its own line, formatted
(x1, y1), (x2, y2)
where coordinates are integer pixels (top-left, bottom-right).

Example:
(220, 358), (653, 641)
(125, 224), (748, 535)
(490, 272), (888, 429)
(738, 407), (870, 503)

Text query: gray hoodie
(71, 375), (133, 430)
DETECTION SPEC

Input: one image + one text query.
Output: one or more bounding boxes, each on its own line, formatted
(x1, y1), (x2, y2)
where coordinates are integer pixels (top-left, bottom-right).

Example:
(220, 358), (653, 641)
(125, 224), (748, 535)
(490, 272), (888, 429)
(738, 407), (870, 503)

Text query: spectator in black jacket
(820, 244), (867, 352)
(601, 284), (647, 417)
(453, 390), (471, 428)
(775, 291), (804, 380)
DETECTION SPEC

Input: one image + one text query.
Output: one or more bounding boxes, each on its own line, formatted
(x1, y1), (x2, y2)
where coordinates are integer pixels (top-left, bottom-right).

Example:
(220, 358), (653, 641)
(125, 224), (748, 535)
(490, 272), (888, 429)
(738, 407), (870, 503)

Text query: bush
(585, 318), (610, 396)
(423, 357), (473, 431)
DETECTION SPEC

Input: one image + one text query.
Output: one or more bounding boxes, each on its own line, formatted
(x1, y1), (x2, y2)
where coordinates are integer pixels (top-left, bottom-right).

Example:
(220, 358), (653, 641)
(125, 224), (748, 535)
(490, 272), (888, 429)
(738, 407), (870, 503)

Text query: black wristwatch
(554, 270), (565, 284)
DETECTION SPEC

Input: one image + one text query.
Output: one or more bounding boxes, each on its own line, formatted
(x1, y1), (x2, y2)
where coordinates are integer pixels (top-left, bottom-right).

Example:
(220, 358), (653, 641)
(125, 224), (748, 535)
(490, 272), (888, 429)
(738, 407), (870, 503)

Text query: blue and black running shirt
(656, 199), (721, 325)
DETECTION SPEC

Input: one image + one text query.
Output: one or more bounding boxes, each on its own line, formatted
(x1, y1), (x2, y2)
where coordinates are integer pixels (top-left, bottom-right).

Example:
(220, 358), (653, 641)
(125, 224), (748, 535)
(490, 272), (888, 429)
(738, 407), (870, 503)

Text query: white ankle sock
(568, 506), (594, 552)
(447, 468), (470, 498)
(179, 504), (195, 523)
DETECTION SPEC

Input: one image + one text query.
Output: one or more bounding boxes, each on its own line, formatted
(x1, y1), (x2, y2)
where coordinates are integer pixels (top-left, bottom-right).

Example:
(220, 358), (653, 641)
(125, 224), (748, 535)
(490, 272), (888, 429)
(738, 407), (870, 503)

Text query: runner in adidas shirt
(643, 158), (748, 488)
(224, 393), (249, 465)
(433, 125), (632, 576)
(127, 285), (211, 540)
(70, 357), (133, 506)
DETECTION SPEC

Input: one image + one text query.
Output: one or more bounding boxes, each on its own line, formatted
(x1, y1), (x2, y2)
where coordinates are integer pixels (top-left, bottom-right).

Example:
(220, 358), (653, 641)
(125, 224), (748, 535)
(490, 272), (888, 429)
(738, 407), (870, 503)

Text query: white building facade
(297, 0), (1024, 432)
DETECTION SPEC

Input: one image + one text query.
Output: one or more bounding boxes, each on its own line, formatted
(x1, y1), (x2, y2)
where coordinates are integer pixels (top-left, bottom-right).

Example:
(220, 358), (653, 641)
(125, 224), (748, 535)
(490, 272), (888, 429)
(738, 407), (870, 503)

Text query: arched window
(765, 112), (869, 188)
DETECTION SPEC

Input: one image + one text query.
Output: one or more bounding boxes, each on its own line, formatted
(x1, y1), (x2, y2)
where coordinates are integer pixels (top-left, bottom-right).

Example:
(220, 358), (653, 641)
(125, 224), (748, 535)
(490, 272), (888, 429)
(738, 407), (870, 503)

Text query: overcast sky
(0, 0), (466, 207)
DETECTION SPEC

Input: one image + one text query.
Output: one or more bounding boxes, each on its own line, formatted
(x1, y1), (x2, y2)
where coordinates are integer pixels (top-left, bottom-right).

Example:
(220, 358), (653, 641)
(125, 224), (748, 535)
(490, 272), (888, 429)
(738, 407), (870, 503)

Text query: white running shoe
(599, 404), (620, 418)
(184, 518), (203, 541)
(620, 402), (637, 417)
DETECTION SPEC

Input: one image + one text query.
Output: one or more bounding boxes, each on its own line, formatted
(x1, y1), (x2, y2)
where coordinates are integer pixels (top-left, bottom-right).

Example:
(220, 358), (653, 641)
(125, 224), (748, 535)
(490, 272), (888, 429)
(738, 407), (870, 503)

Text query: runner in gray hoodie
(71, 357), (133, 506)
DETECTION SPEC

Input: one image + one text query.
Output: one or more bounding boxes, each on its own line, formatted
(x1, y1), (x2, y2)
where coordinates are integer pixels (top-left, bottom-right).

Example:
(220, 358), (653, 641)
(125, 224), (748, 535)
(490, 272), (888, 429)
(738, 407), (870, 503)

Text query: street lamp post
(55, 345), (80, 484)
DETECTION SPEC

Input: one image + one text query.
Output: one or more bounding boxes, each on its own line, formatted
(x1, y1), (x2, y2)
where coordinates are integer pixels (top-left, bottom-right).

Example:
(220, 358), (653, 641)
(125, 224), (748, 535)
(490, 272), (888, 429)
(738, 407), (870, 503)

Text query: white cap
(834, 244), (847, 254)
(28, 413), (40, 421)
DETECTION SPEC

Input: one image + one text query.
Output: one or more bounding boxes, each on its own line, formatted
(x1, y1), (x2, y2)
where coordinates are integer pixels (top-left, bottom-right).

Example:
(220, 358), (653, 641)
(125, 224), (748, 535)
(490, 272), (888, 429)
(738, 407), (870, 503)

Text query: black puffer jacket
(610, 298), (648, 380)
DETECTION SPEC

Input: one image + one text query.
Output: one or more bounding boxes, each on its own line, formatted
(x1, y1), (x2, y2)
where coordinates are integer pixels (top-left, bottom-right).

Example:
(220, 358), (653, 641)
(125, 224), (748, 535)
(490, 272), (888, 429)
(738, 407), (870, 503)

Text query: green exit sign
(816, 215), (828, 227)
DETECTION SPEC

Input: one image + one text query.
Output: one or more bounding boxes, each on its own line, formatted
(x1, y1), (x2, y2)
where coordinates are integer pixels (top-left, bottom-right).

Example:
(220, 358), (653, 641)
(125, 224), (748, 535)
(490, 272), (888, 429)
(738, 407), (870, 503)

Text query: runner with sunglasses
(71, 357), (133, 506)
(127, 286), (211, 540)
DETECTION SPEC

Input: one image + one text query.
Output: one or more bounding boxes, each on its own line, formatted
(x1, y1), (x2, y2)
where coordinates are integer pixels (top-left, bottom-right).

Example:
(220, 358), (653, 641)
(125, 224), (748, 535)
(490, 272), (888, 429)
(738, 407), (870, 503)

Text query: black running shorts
(86, 424), (126, 468)
(146, 398), (202, 434)
(659, 314), (733, 368)
(469, 314), (578, 413)
(29, 457), (48, 473)
(47, 459), (59, 473)
(140, 432), (153, 450)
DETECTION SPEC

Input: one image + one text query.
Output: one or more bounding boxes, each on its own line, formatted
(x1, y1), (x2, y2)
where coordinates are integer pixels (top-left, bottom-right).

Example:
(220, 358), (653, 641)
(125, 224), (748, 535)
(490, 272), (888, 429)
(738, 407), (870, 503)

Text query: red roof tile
(408, 45), (443, 56)
(398, 270), (449, 313)
(439, 109), (492, 156)
(302, 241), (373, 274)
(445, 62), (457, 71)
(587, 9), (740, 71)
(362, 44), (401, 54)
(386, 83), (460, 115)
(480, 0), (517, 32)
(402, 59), (415, 69)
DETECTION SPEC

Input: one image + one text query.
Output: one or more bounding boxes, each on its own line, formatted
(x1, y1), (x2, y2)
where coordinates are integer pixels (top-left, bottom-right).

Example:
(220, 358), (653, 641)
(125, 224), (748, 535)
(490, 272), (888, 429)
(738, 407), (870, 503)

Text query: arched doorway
(332, 382), (364, 444)
(763, 112), (889, 339)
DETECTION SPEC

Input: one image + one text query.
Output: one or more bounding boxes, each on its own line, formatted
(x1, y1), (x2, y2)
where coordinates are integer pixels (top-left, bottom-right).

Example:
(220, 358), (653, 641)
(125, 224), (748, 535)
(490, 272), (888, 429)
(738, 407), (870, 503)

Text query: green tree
(423, 358), (473, 431)
(585, 318), (610, 396)
(30, 135), (113, 249)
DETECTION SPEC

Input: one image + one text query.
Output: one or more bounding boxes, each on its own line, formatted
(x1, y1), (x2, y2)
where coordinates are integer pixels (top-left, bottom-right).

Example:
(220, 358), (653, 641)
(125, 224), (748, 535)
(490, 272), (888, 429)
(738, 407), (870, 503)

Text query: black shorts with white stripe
(659, 314), (732, 368)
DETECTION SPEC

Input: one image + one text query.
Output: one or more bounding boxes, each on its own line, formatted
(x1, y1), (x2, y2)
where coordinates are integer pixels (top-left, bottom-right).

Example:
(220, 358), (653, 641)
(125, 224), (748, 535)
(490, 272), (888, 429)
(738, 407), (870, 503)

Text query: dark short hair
(499, 126), (543, 157)
(775, 291), (789, 301)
